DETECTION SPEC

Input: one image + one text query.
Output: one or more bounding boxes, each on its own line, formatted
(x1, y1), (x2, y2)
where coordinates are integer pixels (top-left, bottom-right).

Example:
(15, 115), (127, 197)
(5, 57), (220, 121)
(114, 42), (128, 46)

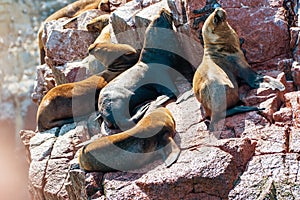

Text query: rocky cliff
(20, 0), (300, 199)
(0, 1), (74, 200)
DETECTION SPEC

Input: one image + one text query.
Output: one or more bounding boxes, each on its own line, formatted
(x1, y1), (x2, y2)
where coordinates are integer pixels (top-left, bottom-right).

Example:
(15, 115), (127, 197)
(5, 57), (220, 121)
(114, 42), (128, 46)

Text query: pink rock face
(45, 29), (98, 66)
(285, 91), (300, 127)
(189, 0), (290, 69)
(291, 27), (300, 62)
(24, 0), (300, 199)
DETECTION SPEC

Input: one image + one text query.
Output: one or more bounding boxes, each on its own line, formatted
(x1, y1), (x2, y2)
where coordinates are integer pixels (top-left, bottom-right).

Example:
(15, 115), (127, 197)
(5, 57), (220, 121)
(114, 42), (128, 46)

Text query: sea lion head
(150, 9), (173, 30)
(89, 43), (139, 70)
(202, 8), (240, 50)
(86, 14), (110, 32)
(142, 9), (179, 57)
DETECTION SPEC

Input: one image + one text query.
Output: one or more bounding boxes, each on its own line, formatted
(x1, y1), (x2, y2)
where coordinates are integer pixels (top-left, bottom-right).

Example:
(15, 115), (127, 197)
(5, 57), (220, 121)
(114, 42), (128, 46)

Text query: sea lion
(192, 8), (285, 131)
(86, 14), (110, 33)
(78, 107), (180, 172)
(38, 0), (105, 64)
(97, 9), (194, 131)
(36, 43), (140, 132)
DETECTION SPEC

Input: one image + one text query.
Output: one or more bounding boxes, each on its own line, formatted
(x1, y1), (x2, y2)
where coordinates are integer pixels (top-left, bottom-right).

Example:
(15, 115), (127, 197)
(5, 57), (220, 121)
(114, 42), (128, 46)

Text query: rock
(137, 147), (236, 199)
(44, 28), (98, 66)
(29, 132), (57, 199)
(289, 127), (300, 153)
(291, 27), (300, 62)
(135, 0), (170, 45)
(31, 64), (56, 104)
(20, 0), (300, 199)
(292, 61), (300, 90)
(19, 130), (36, 163)
(273, 107), (293, 126)
(63, 9), (107, 30)
(110, 0), (143, 48)
(28, 123), (91, 200)
(229, 153), (300, 199)
(65, 168), (87, 200)
(189, 0), (290, 69)
(285, 91), (300, 127)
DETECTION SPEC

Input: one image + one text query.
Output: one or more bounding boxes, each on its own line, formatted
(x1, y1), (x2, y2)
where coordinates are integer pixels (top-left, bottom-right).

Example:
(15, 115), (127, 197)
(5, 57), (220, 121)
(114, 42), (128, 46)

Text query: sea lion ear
(213, 8), (226, 25)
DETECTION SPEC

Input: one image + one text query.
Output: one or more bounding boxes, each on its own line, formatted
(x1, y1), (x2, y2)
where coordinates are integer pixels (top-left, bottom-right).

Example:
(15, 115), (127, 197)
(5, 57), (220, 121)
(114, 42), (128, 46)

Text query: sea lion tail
(159, 137), (181, 168)
(226, 106), (265, 117)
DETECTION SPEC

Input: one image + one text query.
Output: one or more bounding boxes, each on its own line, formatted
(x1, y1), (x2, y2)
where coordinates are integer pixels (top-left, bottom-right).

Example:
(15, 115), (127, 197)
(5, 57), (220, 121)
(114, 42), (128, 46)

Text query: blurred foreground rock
(20, 0), (300, 199)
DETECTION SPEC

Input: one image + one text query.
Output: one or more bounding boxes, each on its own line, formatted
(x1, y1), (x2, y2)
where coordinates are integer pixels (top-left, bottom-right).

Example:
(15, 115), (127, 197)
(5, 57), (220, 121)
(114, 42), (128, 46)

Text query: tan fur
(193, 8), (285, 130)
(86, 14), (110, 32)
(78, 107), (180, 172)
(37, 43), (139, 132)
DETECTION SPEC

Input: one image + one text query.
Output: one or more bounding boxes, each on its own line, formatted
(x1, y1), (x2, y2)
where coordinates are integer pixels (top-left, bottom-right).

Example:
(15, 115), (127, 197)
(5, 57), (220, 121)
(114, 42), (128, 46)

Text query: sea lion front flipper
(159, 137), (181, 167)
(259, 75), (285, 92)
(176, 89), (194, 104)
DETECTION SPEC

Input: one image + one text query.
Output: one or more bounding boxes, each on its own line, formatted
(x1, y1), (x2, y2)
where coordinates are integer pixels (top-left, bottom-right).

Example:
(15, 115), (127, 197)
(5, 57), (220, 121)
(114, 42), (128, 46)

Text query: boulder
(229, 153), (300, 199)
(189, 0), (290, 69)
(21, 0), (300, 199)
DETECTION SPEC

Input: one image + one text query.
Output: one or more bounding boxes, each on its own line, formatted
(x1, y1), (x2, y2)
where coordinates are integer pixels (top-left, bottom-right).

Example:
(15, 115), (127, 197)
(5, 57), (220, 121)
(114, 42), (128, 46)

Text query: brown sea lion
(38, 0), (104, 64)
(192, 8), (285, 131)
(78, 107), (180, 172)
(86, 14), (110, 33)
(97, 9), (194, 131)
(36, 43), (140, 132)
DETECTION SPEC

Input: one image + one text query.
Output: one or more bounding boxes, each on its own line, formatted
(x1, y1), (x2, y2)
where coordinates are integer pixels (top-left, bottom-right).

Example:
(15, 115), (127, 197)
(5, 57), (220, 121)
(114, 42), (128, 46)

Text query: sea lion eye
(213, 13), (222, 25)
(213, 9), (226, 25)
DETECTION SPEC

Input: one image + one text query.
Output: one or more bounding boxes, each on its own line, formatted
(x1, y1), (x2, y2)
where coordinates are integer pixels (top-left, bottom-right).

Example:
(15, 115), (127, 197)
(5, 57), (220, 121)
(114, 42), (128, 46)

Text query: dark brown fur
(37, 43), (140, 132)
(78, 107), (180, 172)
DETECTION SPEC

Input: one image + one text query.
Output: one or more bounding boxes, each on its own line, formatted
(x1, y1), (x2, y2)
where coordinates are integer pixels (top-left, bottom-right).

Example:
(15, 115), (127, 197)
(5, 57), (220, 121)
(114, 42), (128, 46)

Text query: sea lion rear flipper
(159, 137), (181, 167)
(226, 106), (265, 117)
(259, 75), (285, 92)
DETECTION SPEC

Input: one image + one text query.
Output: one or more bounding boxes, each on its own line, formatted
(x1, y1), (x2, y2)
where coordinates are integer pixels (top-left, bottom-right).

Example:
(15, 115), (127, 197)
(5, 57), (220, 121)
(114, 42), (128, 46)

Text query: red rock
(227, 7), (289, 68)
(219, 0), (282, 8)
(273, 107), (293, 125)
(183, 193), (221, 200)
(229, 153), (300, 199)
(291, 27), (300, 62)
(104, 172), (149, 199)
(285, 91), (300, 127)
(289, 127), (300, 153)
(292, 61), (300, 89)
(45, 29), (98, 66)
(43, 158), (70, 200)
(225, 111), (269, 138)
(136, 147), (238, 199)
(259, 96), (282, 122)
(216, 138), (256, 171)
(31, 64), (56, 104)
(63, 61), (89, 83)
(28, 133), (57, 200)
(254, 125), (288, 155)
(65, 168), (88, 200)
(110, 0), (142, 48)
(189, 0), (290, 69)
